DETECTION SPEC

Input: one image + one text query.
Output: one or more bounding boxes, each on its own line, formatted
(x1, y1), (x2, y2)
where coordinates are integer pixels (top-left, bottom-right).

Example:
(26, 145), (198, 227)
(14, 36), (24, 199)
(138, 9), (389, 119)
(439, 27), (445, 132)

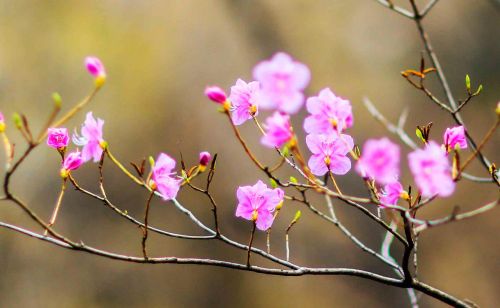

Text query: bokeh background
(0, 0), (498, 307)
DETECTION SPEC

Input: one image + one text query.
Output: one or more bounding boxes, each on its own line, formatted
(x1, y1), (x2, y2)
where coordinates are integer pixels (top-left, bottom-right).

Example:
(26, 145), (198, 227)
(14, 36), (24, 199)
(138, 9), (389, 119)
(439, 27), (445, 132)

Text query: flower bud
(0, 112), (5, 133)
(52, 92), (62, 109)
(47, 127), (69, 150)
(60, 151), (84, 178)
(204, 86), (227, 104)
(85, 56), (106, 87)
(198, 151), (211, 172)
(496, 102), (500, 116)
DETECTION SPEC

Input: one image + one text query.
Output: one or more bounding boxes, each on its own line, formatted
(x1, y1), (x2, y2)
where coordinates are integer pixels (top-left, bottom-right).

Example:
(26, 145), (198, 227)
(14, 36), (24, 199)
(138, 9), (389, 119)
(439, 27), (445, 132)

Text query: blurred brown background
(0, 0), (498, 307)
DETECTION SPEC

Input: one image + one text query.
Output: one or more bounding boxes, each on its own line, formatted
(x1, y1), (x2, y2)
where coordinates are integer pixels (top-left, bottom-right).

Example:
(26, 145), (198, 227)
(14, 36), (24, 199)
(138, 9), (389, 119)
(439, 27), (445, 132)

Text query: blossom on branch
(229, 79), (260, 125)
(47, 127), (69, 150)
(303, 88), (353, 135)
(306, 133), (354, 176)
(60, 150), (84, 178)
(355, 137), (400, 185)
(378, 181), (408, 207)
(151, 153), (181, 201)
(235, 180), (284, 231)
(443, 125), (467, 153)
(204, 86), (227, 104)
(253, 52), (310, 114)
(72, 112), (105, 163)
(260, 111), (294, 148)
(85, 56), (106, 87)
(408, 141), (455, 197)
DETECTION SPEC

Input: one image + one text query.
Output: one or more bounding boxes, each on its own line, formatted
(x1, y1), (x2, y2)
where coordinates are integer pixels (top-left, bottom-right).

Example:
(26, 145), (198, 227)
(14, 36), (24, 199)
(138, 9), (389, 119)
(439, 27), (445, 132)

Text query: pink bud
(47, 127), (69, 149)
(204, 86), (227, 104)
(0, 111), (4, 123)
(60, 151), (84, 178)
(85, 56), (106, 78)
(199, 151), (211, 166)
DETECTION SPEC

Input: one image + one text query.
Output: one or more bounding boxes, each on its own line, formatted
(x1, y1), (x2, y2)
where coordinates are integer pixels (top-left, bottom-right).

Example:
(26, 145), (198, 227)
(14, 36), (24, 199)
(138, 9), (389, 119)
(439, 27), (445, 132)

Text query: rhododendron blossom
(204, 86), (227, 104)
(443, 125), (467, 153)
(306, 133), (354, 176)
(408, 141), (455, 197)
(151, 153), (181, 201)
(378, 181), (407, 207)
(235, 180), (284, 231)
(47, 127), (69, 150)
(253, 52), (310, 114)
(260, 111), (294, 148)
(355, 137), (400, 185)
(229, 79), (260, 125)
(304, 88), (353, 135)
(72, 112), (105, 163)
(85, 56), (106, 78)
(60, 150), (84, 178)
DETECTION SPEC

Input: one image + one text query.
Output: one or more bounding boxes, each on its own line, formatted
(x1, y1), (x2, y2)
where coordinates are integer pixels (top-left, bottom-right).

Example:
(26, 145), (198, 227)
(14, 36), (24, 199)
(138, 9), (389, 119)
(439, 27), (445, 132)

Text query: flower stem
(142, 190), (155, 259)
(246, 221), (257, 267)
(44, 178), (67, 236)
(105, 148), (144, 186)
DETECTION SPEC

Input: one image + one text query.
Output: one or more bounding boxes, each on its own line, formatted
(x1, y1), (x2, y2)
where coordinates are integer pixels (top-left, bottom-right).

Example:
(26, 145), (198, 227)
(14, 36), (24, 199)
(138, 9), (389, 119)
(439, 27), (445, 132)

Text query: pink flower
(378, 181), (407, 207)
(303, 88), (353, 135)
(253, 52), (310, 114)
(204, 86), (227, 104)
(229, 79), (260, 125)
(306, 133), (354, 176)
(235, 180), (284, 231)
(355, 137), (400, 185)
(443, 125), (467, 153)
(72, 112), (105, 163)
(151, 153), (181, 201)
(85, 56), (106, 78)
(199, 151), (211, 167)
(60, 150), (84, 178)
(260, 112), (294, 148)
(408, 141), (455, 198)
(47, 127), (69, 150)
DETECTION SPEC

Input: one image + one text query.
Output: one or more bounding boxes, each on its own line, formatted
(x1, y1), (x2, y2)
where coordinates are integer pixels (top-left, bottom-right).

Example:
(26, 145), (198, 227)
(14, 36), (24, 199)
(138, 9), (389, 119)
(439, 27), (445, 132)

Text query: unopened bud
(204, 86), (227, 104)
(52, 92), (62, 109)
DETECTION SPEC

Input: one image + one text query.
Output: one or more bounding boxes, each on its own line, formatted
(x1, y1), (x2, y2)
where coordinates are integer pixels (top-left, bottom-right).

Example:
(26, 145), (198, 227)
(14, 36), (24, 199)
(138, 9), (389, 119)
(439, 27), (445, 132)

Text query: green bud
(415, 128), (425, 143)
(293, 210), (302, 222)
(181, 169), (188, 179)
(12, 113), (23, 129)
(465, 74), (471, 92)
(52, 92), (62, 108)
(148, 156), (155, 168)
(269, 178), (278, 188)
(473, 84), (483, 96)
(289, 176), (298, 184)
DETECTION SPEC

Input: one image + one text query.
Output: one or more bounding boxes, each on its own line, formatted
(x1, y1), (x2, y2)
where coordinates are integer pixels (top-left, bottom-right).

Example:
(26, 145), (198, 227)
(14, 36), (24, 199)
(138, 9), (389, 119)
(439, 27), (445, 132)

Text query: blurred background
(0, 0), (498, 307)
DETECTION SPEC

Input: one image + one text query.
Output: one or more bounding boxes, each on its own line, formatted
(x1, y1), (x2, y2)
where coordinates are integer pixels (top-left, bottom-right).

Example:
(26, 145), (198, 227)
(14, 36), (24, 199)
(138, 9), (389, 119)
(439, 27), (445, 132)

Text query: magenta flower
(306, 133), (354, 176)
(72, 112), (105, 163)
(199, 151), (211, 167)
(443, 125), (467, 153)
(60, 150), (84, 178)
(235, 180), (284, 231)
(408, 141), (455, 198)
(253, 52), (310, 114)
(205, 86), (227, 104)
(378, 181), (407, 207)
(260, 112), (294, 148)
(85, 56), (106, 78)
(303, 88), (353, 135)
(47, 127), (69, 150)
(355, 137), (400, 185)
(229, 79), (260, 125)
(151, 153), (181, 201)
